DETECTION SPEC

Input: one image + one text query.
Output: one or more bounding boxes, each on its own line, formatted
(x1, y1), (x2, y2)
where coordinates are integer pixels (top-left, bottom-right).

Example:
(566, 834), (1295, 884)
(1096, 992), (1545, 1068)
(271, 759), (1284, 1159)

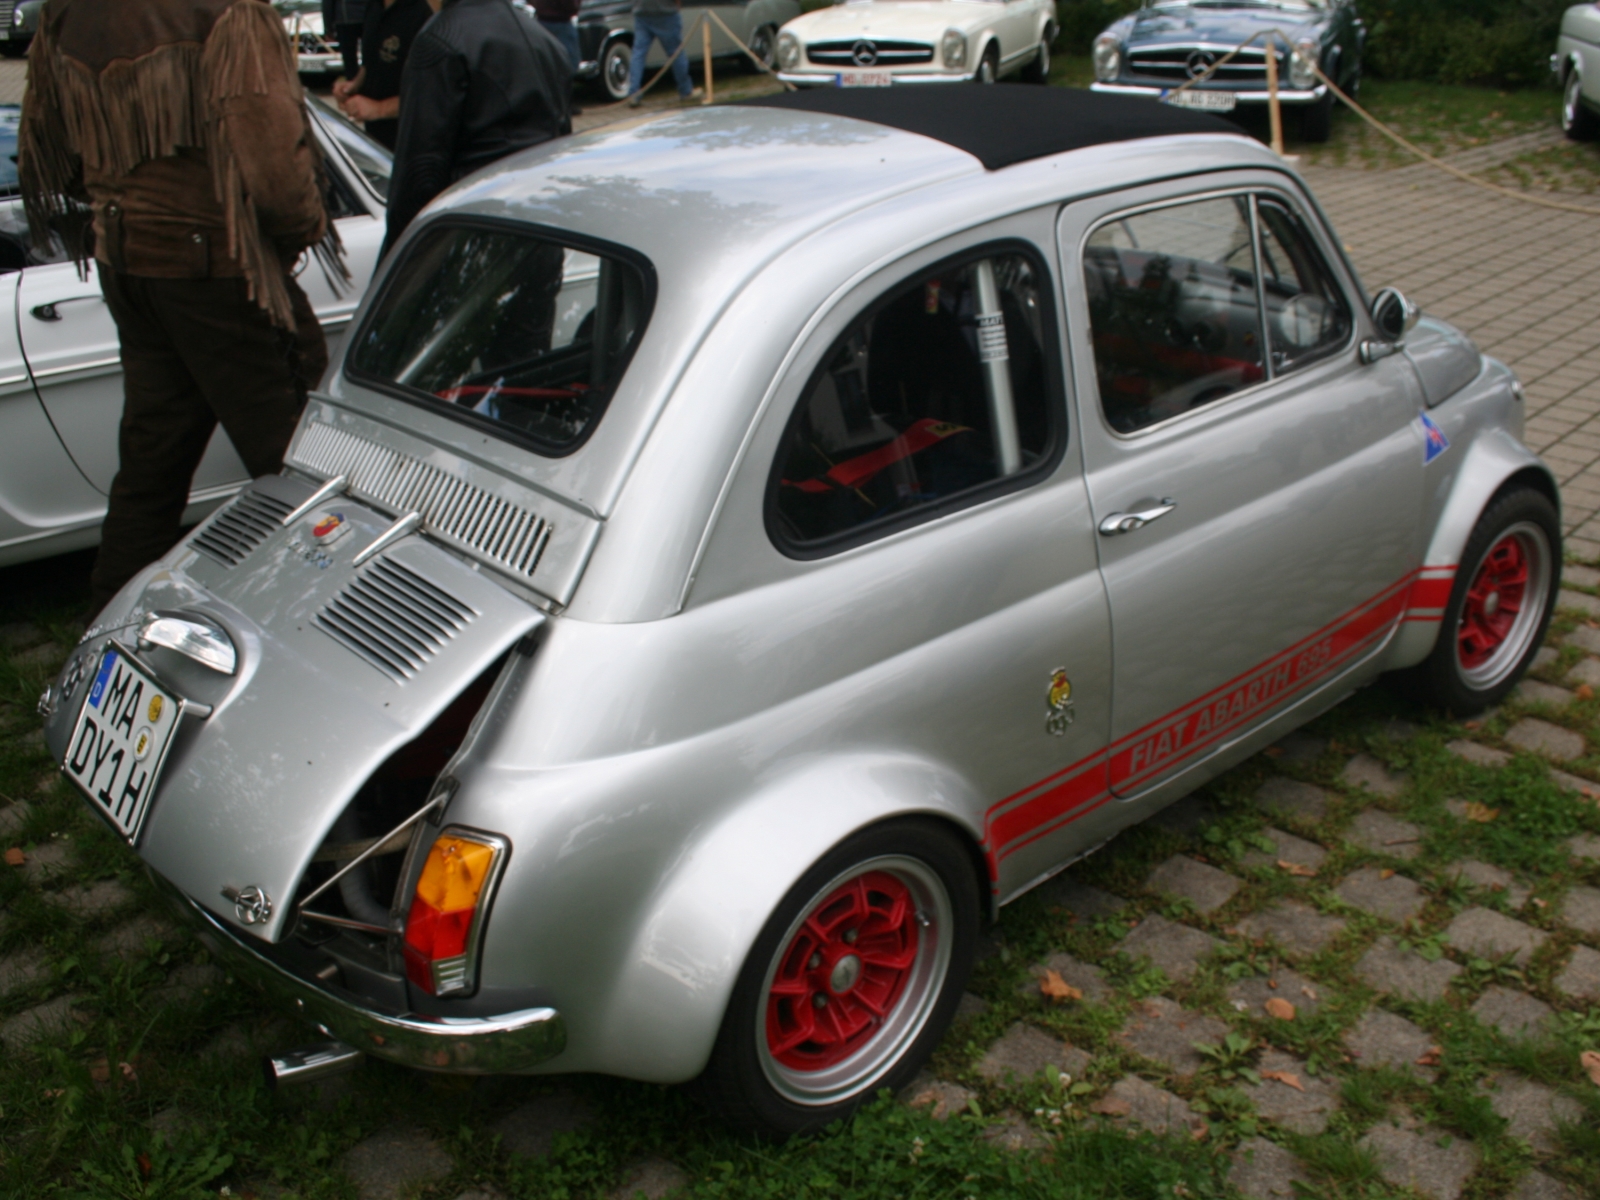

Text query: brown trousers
(89, 268), (328, 611)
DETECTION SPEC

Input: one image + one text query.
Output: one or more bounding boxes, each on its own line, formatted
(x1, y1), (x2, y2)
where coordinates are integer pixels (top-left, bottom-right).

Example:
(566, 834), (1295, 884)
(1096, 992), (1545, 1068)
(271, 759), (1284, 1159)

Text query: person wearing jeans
(627, 0), (696, 105)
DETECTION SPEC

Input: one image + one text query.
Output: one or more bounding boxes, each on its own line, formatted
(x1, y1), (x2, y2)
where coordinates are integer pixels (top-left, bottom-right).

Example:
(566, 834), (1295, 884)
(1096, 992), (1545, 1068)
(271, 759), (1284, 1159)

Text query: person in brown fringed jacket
(19, 0), (347, 614)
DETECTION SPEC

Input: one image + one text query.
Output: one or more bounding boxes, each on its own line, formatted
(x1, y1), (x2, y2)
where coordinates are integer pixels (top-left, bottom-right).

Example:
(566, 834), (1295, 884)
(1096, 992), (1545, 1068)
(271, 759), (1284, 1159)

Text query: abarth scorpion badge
(1046, 668), (1074, 736)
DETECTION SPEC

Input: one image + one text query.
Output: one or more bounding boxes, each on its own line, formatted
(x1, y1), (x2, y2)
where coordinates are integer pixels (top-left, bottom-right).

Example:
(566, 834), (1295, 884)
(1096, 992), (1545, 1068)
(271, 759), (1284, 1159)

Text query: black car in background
(1089, 0), (1365, 141)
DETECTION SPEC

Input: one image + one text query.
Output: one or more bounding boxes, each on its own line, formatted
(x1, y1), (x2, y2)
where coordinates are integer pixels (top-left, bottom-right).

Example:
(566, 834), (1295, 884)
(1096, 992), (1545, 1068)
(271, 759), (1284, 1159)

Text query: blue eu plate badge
(1419, 412), (1450, 464)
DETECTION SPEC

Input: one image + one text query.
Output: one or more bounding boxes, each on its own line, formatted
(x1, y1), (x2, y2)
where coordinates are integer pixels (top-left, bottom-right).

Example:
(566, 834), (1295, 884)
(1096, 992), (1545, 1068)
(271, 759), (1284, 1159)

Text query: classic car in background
(1555, 1), (1600, 140)
(0, 0), (40, 57)
(40, 87), (1557, 1135)
(1090, 0), (1365, 141)
(275, 0), (345, 78)
(577, 0), (801, 101)
(775, 0), (1055, 87)
(0, 97), (391, 568)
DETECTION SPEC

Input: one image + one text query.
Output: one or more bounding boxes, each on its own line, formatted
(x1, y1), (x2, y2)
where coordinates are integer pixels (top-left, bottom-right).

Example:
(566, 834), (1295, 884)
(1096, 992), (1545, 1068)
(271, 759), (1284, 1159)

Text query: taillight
(402, 829), (506, 996)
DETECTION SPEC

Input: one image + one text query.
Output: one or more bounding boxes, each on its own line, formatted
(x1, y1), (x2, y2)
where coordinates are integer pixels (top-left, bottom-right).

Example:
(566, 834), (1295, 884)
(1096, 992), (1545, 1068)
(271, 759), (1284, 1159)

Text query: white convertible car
(0, 97), (390, 569)
(777, 0), (1055, 87)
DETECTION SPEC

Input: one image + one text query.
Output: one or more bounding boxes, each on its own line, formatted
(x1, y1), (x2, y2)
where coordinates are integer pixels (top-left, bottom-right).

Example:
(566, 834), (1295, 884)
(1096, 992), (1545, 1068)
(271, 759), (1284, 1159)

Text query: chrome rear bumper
(176, 890), (566, 1074)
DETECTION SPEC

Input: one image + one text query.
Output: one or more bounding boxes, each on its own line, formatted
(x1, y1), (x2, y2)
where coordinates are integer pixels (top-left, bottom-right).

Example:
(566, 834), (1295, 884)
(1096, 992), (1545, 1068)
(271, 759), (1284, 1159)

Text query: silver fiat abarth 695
(39, 87), (1559, 1135)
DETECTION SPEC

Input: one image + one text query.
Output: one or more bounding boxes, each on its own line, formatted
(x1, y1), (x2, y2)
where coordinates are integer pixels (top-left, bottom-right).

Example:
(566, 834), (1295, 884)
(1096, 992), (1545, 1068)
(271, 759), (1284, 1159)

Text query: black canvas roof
(738, 86), (1238, 171)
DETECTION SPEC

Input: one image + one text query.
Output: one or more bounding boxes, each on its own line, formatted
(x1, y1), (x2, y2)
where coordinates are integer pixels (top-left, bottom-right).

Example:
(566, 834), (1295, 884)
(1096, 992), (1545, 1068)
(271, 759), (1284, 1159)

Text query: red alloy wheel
(1457, 533), (1529, 671)
(764, 870), (920, 1071)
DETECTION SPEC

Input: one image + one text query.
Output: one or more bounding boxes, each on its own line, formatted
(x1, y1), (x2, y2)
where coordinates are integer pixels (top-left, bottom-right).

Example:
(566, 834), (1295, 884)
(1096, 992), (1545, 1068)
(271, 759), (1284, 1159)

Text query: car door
(997, 0), (1036, 66)
(1058, 176), (1426, 802)
(691, 211), (1114, 904)
(18, 103), (387, 499)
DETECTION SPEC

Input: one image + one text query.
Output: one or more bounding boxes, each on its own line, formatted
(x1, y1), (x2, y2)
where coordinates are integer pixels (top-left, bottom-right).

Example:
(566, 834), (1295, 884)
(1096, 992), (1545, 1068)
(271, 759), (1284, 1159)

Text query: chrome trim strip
(29, 355), (122, 381)
(1089, 81), (1325, 101)
(176, 891), (567, 1073)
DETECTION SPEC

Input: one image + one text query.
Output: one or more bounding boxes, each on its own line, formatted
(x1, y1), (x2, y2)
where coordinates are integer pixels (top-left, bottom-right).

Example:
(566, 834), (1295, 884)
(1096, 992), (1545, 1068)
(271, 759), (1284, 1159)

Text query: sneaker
(678, 87), (703, 103)
(627, 93), (642, 108)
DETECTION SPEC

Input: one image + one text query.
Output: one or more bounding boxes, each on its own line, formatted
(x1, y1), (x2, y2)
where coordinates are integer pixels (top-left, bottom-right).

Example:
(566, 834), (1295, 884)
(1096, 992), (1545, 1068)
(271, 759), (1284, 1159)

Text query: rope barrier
(1165, 27), (1600, 216)
(587, 10), (794, 114)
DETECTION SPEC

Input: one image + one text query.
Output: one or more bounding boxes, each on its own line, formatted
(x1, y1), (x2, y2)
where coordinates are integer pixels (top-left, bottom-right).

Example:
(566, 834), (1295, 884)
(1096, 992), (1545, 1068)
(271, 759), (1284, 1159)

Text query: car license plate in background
(64, 645), (181, 840)
(837, 71), (892, 87)
(1166, 89), (1236, 112)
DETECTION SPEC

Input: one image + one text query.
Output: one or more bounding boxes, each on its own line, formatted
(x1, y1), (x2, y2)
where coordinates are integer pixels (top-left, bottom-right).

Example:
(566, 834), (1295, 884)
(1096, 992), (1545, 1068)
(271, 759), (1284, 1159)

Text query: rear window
(349, 222), (653, 455)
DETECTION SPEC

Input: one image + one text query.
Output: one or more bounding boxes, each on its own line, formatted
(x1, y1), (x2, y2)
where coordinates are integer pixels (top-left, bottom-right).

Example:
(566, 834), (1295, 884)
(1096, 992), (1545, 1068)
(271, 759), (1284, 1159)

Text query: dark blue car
(1089, 0), (1365, 142)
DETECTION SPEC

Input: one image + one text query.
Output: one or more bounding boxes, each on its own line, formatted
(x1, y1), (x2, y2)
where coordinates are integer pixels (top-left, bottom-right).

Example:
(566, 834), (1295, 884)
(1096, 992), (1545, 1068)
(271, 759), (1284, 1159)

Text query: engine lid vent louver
(190, 489), (295, 567)
(292, 421), (555, 583)
(314, 557), (478, 681)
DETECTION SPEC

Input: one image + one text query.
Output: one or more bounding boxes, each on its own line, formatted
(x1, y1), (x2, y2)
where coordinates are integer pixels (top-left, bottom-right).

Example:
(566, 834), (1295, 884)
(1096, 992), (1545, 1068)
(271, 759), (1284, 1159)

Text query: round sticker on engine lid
(310, 511), (350, 546)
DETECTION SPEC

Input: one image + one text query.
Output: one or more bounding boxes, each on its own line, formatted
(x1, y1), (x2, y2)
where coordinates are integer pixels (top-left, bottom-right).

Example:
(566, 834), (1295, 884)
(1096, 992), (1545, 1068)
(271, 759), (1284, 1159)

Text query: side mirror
(1370, 287), (1419, 342)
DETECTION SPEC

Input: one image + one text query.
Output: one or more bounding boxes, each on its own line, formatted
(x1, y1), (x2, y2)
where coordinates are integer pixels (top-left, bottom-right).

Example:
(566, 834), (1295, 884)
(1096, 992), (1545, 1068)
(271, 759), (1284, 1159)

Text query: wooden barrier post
(703, 17), (714, 103)
(1264, 40), (1283, 156)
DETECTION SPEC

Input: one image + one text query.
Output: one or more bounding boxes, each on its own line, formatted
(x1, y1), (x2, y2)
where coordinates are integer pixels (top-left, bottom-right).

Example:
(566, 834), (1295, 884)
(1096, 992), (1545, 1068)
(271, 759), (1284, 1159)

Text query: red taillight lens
(403, 832), (502, 995)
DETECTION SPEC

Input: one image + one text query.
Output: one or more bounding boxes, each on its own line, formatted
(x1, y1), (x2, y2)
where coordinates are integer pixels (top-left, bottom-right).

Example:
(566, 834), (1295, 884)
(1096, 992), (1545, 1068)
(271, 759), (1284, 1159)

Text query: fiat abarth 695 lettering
(39, 87), (1559, 1134)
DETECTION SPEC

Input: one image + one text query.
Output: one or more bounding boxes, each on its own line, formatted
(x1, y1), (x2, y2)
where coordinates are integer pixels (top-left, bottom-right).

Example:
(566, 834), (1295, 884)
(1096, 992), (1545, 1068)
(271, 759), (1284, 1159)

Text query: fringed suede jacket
(19, 0), (343, 328)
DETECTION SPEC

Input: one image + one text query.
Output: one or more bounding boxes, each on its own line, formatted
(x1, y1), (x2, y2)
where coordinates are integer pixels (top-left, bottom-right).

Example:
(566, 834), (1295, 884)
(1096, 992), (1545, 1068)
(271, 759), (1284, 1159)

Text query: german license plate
(837, 71), (892, 87)
(1165, 88), (1236, 112)
(63, 645), (181, 840)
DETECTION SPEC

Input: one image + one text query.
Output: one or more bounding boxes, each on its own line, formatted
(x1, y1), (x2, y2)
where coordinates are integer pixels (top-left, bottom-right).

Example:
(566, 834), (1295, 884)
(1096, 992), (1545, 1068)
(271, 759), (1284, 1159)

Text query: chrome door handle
(30, 295), (101, 321)
(1359, 339), (1402, 364)
(1098, 498), (1176, 536)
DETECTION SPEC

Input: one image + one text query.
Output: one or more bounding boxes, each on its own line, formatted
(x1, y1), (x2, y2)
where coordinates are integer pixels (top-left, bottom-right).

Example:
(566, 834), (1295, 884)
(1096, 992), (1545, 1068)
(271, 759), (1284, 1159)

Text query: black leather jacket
(383, 0), (571, 255)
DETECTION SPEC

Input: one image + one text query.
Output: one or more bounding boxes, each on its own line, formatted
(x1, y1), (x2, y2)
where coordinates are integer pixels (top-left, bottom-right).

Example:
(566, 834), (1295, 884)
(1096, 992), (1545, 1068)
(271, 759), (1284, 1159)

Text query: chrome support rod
(282, 474), (351, 526)
(294, 790), (448, 917)
(352, 511), (424, 568)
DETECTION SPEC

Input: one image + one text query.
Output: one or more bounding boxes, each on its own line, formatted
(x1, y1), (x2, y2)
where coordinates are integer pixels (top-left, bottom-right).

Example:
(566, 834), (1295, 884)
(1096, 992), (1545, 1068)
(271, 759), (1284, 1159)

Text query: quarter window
(1256, 198), (1351, 373)
(768, 249), (1057, 552)
(1084, 193), (1352, 435)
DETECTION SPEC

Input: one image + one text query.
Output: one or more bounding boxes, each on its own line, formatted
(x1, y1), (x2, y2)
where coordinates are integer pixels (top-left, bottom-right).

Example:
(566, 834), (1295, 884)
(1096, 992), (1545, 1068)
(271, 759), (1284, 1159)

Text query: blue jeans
(539, 17), (580, 70)
(627, 12), (694, 99)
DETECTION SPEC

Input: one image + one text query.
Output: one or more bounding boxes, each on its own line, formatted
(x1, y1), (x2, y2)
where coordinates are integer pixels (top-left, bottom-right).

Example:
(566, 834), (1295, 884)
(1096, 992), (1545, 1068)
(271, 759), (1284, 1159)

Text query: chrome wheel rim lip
(606, 47), (631, 97)
(1565, 73), (1581, 129)
(756, 855), (952, 1108)
(1457, 521), (1551, 690)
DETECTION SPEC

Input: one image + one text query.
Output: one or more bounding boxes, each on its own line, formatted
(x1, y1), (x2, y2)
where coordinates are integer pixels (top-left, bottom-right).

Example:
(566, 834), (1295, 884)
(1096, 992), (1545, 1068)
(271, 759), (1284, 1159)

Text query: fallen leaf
(1380, 868), (1396, 880)
(1463, 802), (1499, 823)
(1267, 978), (1279, 989)
(119, 1061), (137, 1082)
(3, 847), (22, 867)
(88, 1058), (110, 1083)
(1532, 898), (1549, 909)
(1587, 619), (1599, 629)
(1463, 721), (1482, 730)
(1260, 1069), (1304, 1091)
(1090, 1096), (1131, 1116)
(1264, 997), (1296, 1020)
(42, 1087), (65, 1099)
(1416, 1046), (1443, 1067)
(1278, 859), (1317, 877)
(1582, 1050), (1600, 1087)
(1189, 1121), (1209, 1141)
(1039, 970), (1082, 1003)
(1301, 985), (1319, 1000)
(1263, 746), (1284, 758)
(136, 1153), (153, 1180)
(1577, 684), (1595, 700)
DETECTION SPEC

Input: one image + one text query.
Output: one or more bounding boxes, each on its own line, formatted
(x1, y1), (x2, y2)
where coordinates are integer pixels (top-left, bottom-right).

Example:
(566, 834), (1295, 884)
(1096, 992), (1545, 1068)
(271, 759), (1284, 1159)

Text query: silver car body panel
(43, 104), (1553, 1082)
(1557, 2), (1600, 112)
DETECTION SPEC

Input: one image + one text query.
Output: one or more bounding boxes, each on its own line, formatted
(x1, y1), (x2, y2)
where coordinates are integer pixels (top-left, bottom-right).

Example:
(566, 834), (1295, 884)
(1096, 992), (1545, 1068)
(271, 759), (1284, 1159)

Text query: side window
(767, 248), (1058, 553)
(1083, 196), (1265, 435)
(1256, 198), (1351, 373)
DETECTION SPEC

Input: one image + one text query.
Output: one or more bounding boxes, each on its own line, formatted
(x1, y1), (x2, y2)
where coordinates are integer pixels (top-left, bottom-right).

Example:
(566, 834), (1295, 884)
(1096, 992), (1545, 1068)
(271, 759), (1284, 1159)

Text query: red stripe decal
(982, 566), (1451, 868)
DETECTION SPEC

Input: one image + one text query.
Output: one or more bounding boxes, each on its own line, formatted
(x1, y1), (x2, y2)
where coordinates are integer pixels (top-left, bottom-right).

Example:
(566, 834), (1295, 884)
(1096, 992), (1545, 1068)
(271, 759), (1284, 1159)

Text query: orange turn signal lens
(403, 831), (504, 996)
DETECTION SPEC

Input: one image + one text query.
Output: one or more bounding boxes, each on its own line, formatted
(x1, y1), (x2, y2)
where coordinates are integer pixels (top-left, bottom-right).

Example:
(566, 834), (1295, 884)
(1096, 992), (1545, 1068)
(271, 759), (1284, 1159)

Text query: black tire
(1019, 33), (1050, 84)
(696, 818), (979, 1137)
(1299, 88), (1333, 143)
(600, 37), (632, 103)
(745, 24), (777, 74)
(973, 43), (999, 84)
(0, 38), (29, 59)
(1563, 65), (1599, 142)
(1398, 487), (1560, 715)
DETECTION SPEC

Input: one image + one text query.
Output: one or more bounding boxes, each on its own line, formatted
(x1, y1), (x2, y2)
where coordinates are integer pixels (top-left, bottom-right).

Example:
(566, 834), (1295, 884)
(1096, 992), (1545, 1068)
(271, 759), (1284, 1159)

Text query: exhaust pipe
(264, 1040), (364, 1089)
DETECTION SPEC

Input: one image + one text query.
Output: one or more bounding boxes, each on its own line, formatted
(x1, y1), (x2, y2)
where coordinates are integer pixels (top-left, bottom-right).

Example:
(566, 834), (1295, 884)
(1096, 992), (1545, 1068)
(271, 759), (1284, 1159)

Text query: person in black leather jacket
(382, 0), (571, 258)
